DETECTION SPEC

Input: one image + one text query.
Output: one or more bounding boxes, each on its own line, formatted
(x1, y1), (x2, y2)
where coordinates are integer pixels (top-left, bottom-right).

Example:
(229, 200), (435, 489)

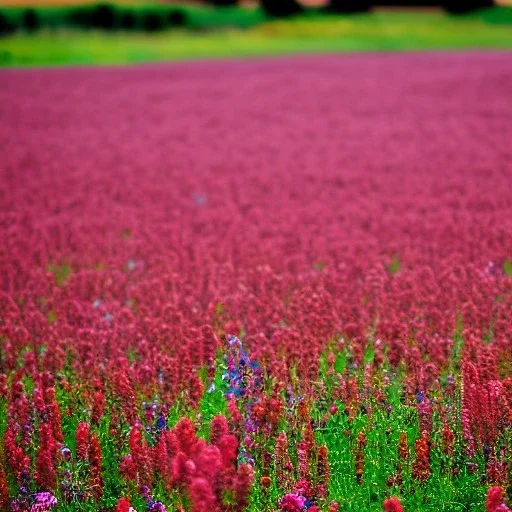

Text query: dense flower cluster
(1, 53), (512, 510)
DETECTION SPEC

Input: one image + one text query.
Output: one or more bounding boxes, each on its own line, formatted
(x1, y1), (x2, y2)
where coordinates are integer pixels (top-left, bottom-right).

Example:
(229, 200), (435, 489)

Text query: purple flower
(148, 502), (166, 512)
(59, 446), (72, 462)
(26, 492), (58, 511)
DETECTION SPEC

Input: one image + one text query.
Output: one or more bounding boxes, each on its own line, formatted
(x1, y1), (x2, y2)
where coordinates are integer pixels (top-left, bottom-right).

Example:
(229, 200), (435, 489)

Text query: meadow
(0, 6), (512, 66)
(1, 51), (512, 511)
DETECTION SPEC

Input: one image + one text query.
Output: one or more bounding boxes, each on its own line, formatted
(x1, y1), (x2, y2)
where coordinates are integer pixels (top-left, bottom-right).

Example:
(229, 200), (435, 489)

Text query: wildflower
(148, 501), (166, 512)
(35, 423), (56, 491)
(487, 486), (512, 512)
(294, 477), (314, 500)
(226, 334), (242, 348)
(275, 432), (295, 492)
(412, 431), (431, 482)
(278, 493), (306, 512)
(316, 445), (329, 498)
(129, 425), (153, 486)
(217, 433), (239, 468)
(116, 497), (132, 512)
(417, 397), (432, 434)
(487, 457), (508, 485)
(44, 387), (63, 444)
(156, 415), (167, 431)
(227, 395), (243, 423)
(75, 422), (90, 460)
(188, 477), (217, 512)
(4, 427), (30, 484)
(119, 454), (137, 481)
(260, 476), (272, 488)
(193, 194), (207, 205)
(383, 496), (405, 512)
(88, 434), (103, 500)
(59, 446), (72, 462)
(91, 390), (105, 425)
(234, 463), (255, 510)
(0, 466), (8, 510)
(30, 492), (58, 511)
(297, 440), (311, 480)
(442, 421), (455, 457)
(354, 431), (367, 484)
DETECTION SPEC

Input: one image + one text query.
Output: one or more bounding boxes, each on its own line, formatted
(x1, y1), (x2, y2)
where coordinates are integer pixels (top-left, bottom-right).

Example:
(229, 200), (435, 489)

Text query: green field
(1, 7), (512, 67)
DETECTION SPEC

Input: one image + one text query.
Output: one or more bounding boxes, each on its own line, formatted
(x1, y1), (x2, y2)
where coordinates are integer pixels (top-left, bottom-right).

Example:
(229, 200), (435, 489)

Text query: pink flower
(383, 497), (405, 512)
(278, 493), (306, 512)
(487, 487), (511, 512)
(29, 492), (57, 511)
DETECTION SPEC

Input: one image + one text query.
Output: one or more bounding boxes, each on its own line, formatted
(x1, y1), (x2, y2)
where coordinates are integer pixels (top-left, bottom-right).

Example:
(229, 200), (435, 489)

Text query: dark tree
(324, 0), (370, 13)
(68, 7), (92, 27)
(443, 0), (494, 13)
(209, 0), (238, 6)
(0, 12), (16, 35)
(260, 0), (303, 17)
(119, 10), (136, 30)
(142, 10), (166, 31)
(23, 9), (40, 32)
(90, 4), (116, 30)
(168, 9), (187, 27)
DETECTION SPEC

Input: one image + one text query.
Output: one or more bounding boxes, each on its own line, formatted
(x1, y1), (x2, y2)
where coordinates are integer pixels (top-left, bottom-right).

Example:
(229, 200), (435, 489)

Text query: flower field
(1, 52), (512, 512)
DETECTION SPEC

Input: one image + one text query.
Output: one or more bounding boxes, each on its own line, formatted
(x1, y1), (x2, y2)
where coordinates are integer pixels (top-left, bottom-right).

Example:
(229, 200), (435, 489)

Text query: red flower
(88, 434), (103, 500)
(316, 445), (329, 498)
(188, 477), (217, 512)
(0, 466), (9, 510)
(116, 497), (131, 512)
(412, 432), (430, 482)
(75, 422), (90, 460)
(487, 487), (511, 512)
(234, 463), (254, 511)
(210, 415), (229, 446)
(35, 423), (56, 491)
(383, 497), (405, 512)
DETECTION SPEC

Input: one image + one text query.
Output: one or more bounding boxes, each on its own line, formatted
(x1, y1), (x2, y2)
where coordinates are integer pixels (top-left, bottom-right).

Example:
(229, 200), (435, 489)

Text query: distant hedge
(0, 2), (510, 37)
(0, 4), (191, 35)
(67, 4), (190, 31)
(324, 0), (494, 13)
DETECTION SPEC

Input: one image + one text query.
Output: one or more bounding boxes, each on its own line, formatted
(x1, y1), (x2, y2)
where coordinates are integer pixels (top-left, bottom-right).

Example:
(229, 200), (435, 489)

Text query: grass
(1, 9), (512, 67)
(1, 311), (510, 510)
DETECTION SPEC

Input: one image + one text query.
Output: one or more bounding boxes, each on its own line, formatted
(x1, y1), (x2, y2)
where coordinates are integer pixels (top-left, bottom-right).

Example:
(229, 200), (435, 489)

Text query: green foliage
(48, 262), (72, 287)
(198, 351), (228, 438)
(0, 2), (265, 36)
(388, 255), (401, 275)
(1, 340), (508, 512)
(450, 315), (464, 371)
(2, 8), (512, 67)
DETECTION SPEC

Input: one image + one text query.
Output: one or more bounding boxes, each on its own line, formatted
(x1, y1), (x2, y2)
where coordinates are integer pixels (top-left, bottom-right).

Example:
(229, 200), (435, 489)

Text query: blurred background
(0, 0), (510, 66)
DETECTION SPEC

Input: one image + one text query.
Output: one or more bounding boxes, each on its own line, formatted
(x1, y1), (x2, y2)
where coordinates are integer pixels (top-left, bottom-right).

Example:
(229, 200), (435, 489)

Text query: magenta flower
(11, 492), (59, 512)
(279, 493), (306, 512)
(148, 502), (166, 512)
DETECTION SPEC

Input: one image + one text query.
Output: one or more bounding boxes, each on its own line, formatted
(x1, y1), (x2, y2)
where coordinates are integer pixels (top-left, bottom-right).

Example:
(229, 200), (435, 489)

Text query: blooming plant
(0, 53), (512, 511)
